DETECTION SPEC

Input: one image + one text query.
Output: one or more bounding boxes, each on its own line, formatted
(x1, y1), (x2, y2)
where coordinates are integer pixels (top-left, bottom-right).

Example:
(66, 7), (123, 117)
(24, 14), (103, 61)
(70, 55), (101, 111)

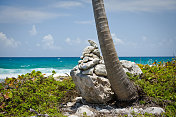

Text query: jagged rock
(78, 58), (99, 70)
(120, 60), (143, 75)
(80, 56), (83, 59)
(74, 97), (83, 103)
(143, 107), (165, 115)
(92, 54), (100, 59)
(88, 40), (98, 49)
(70, 67), (114, 103)
(88, 57), (94, 61)
(82, 46), (95, 55)
(62, 96), (165, 117)
(89, 53), (94, 57)
(76, 105), (94, 117)
(67, 102), (75, 107)
(94, 64), (107, 76)
(114, 108), (138, 116)
(82, 68), (94, 75)
(82, 57), (89, 63)
(72, 65), (78, 71)
(78, 60), (83, 64)
(93, 49), (101, 57)
(99, 60), (104, 64)
(99, 109), (110, 113)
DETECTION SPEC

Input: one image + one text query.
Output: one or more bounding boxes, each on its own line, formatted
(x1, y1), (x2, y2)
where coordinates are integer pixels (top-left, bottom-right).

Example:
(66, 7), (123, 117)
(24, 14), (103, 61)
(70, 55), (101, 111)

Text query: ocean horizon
(0, 56), (174, 80)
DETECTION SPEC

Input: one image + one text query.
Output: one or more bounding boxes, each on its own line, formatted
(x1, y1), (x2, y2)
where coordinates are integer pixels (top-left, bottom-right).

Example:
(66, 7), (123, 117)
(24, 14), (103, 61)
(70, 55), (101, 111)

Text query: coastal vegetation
(0, 60), (175, 116)
(0, 70), (77, 116)
(129, 59), (176, 116)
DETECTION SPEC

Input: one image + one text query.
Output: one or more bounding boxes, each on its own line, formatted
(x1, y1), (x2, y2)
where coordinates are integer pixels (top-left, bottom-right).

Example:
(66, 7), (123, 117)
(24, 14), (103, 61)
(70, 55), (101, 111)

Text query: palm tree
(92, 0), (138, 101)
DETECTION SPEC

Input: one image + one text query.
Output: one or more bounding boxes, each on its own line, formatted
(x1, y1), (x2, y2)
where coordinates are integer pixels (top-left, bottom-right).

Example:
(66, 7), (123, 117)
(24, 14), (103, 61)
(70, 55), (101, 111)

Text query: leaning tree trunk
(92, 0), (138, 101)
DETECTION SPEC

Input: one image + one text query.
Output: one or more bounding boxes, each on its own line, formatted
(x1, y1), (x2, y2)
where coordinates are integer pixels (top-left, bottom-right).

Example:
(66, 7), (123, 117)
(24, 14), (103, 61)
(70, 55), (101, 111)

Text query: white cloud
(42, 34), (60, 50)
(75, 20), (94, 24)
(111, 33), (124, 45)
(29, 25), (37, 36)
(105, 0), (176, 12)
(0, 32), (21, 48)
(52, 1), (82, 8)
(0, 7), (66, 23)
(65, 37), (83, 45)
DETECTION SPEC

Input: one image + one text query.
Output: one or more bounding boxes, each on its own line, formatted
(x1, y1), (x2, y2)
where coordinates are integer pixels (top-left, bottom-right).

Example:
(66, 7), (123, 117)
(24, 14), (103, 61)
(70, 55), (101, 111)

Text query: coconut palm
(92, 0), (138, 101)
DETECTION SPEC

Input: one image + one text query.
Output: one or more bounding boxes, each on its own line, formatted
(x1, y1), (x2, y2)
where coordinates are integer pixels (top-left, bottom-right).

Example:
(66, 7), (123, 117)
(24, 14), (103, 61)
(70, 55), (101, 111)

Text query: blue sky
(0, 0), (176, 57)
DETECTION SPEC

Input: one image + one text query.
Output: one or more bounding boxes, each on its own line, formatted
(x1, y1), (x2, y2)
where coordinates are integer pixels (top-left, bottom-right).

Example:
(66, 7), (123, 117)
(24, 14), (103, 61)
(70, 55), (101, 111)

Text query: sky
(0, 0), (176, 57)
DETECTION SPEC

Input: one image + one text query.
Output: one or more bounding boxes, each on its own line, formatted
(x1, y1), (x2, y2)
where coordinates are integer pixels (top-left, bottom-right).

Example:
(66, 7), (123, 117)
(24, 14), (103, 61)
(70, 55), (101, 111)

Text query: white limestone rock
(82, 46), (95, 55)
(89, 53), (94, 57)
(99, 109), (110, 113)
(74, 97), (83, 103)
(88, 40), (98, 49)
(78, 60), (83, 64)
(82, 68), (94, 75)
(70, 67), (114, 103)
(72, 65), (79, 71)
(92, 54), (100, 59)
(80, 56), (83, 59)
(78, 58), (99, 70)
(82, 57), (89, 63)
(94, 64), (107, 76)
(99, 60), (104, 64)
(93, 49), (101, 57)
(120, 60), (143, 75)
(114, 107), (164, 116)
(88, 57), (94, 61)
(76, 105), (94, 117)
(67, 102), (75, 107)
(143, 107), (165, 115)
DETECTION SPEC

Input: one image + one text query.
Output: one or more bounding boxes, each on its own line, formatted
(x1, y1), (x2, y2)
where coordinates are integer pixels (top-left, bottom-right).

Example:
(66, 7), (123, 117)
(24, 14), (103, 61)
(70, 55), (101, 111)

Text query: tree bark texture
(92, 0), (138, 101)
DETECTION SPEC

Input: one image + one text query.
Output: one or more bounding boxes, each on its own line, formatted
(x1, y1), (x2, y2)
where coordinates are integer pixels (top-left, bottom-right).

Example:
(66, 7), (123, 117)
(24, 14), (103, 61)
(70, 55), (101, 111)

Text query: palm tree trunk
(92, 0), (138, 101)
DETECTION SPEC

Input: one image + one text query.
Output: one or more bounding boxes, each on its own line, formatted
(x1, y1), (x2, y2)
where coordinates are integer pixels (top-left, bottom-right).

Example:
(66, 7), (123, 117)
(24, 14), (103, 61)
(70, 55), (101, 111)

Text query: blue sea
(0, 57), (174, 80)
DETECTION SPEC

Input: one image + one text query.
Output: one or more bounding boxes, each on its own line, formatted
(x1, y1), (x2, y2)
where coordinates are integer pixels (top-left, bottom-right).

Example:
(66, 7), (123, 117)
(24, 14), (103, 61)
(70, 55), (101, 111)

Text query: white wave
(21, 65), (30, 68)
(0, 68), (71, 79)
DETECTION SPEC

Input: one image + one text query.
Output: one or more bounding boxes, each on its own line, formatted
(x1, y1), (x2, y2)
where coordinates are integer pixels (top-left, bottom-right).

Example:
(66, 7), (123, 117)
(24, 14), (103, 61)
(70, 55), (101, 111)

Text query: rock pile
(70, 40), (143, 104)
(70, 40), (114, 104)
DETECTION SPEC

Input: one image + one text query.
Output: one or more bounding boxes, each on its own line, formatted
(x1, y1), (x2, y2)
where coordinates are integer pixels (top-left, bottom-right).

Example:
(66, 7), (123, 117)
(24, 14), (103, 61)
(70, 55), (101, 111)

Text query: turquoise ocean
(0, 57), (174, 80)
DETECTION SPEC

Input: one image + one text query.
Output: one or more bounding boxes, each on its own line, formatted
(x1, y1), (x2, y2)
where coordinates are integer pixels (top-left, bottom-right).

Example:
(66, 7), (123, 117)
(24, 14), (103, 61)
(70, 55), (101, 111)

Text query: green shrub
(0, 70), (76, 116)
(129, 60), (176, 116)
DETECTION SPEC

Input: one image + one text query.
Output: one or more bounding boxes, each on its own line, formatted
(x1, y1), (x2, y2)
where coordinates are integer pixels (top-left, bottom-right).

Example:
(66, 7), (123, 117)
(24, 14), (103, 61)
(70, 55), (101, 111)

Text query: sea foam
(0, 68), (71, 79)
